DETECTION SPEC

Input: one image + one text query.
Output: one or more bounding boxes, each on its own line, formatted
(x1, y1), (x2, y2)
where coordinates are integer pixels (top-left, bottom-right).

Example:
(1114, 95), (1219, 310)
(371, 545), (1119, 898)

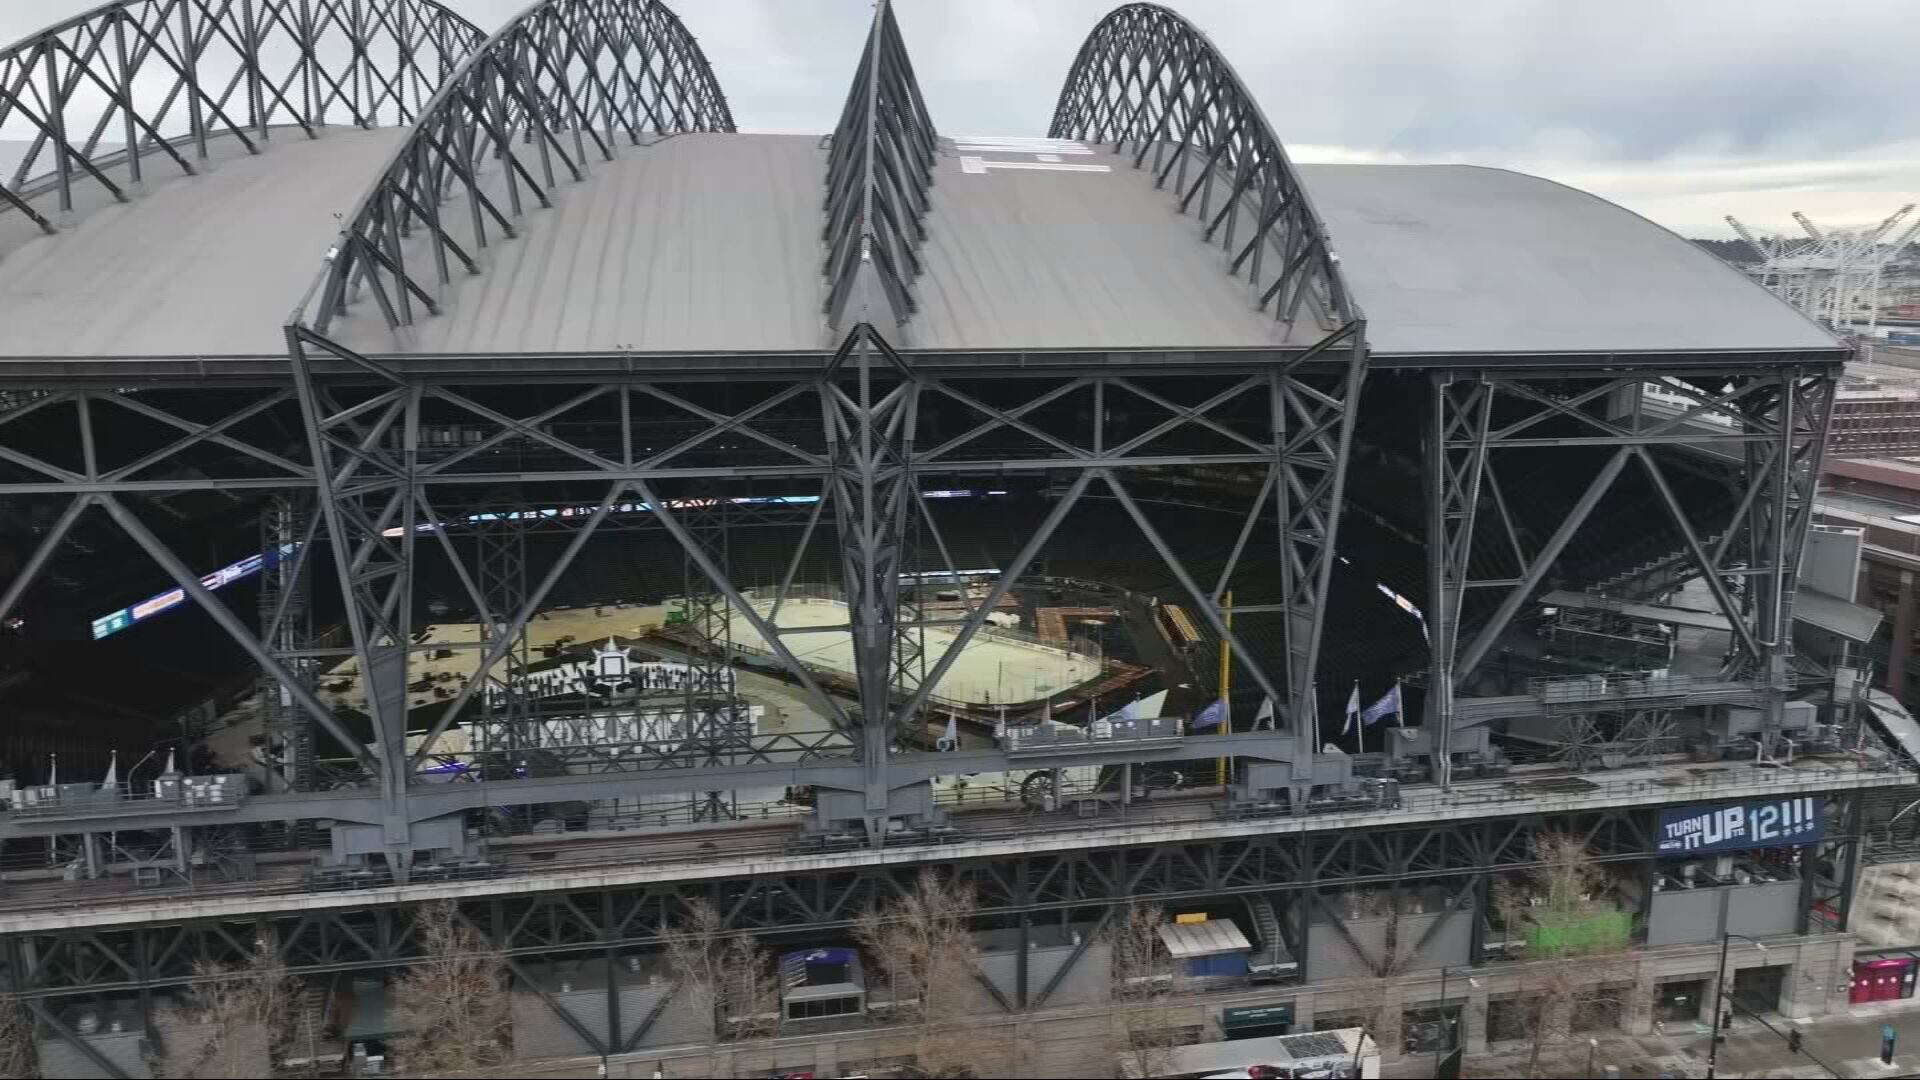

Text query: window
(1486, 996), (1529, 1044)
(785, 995), (861, 1020)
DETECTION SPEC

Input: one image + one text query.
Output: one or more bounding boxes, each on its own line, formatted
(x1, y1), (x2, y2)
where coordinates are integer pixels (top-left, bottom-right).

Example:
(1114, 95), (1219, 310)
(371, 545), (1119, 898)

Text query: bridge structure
(0, 1), (1906, 1076)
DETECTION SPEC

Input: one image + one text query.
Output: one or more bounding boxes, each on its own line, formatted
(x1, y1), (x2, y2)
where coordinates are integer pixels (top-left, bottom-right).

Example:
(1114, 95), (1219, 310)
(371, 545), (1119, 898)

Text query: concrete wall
(1307, 904), (1473, 979)
(978, 941), (1112, 1007)
(512, 980), (714, 1059)
(37, 1030), (151, 1080)
(483, 933), (1862, 1079)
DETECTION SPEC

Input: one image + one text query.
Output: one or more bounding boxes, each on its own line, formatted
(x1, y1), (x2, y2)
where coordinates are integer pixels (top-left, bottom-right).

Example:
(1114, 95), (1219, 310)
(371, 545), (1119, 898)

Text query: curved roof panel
(326, 134), (822, 357)
(0, 128), (404, 359)
(1296, 163), (1843, 358)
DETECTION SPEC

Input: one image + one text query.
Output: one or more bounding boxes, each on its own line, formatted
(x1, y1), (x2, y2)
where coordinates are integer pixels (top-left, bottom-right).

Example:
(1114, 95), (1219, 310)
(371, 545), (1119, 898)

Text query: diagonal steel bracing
(1425, 367), (1839, 782)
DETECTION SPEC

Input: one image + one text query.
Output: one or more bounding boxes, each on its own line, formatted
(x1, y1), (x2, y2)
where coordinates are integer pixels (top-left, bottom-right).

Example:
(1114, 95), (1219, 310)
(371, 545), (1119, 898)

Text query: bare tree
(0, 994), (34, 1080)
(663, 898), (779, 1042)
(390, 901), (512, 1076)
(854, 870), (993, 1078)
(154, 934), (293, 1079)
(717, 932), (779, 1040)
(1495, 833), (1640, 1079)
(662, 898), (727, 1042)
(1107, 901), (1183, 1079)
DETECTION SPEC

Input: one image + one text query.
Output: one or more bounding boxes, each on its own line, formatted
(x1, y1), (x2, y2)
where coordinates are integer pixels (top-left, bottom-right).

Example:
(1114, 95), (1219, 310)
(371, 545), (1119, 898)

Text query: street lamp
(1705, 932), (1768, 1080)
(1433, 966), (1482, 1075)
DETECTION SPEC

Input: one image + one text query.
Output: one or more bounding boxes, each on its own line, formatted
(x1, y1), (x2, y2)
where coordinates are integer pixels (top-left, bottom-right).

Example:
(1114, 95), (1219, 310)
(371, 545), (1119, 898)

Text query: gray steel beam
(0, 730), (1307, 838)
(94, 494), (370, 766)
(1452, 447), (1631, 685)
(0, 492), (89, 626)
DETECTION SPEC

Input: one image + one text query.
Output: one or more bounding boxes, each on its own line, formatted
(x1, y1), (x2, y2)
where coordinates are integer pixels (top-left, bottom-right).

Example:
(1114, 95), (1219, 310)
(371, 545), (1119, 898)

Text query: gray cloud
(3, 0), (1915, 236)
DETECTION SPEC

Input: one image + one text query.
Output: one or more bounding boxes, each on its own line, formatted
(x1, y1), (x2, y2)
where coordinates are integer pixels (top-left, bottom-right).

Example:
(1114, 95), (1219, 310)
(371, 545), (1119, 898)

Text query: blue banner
(1656, 796), (1823, 854)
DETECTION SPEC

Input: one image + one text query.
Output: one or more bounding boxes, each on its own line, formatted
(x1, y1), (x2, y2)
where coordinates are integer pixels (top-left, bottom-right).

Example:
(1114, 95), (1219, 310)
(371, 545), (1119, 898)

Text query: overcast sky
(4, 0), (1915, 237)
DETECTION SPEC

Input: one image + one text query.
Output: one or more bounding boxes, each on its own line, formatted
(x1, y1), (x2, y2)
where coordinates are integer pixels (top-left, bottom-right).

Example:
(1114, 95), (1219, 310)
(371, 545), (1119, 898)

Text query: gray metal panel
(978, 941), (1111, 1007)
(511, 989), (604, 1059)
(330, 133), (828, 357)
(1793, 587), (1883, 643)
(1725, 880), (1800, 938)
(908, 143), (1296, 352)
(1647, 887), (1724, 946)
(629, 979), (715, 1049)
(1306, 915), (1386, 980)
(1294, 163), (1844, 358)
(0, 127), (405, 359)
(1393, 908), (1473, 971)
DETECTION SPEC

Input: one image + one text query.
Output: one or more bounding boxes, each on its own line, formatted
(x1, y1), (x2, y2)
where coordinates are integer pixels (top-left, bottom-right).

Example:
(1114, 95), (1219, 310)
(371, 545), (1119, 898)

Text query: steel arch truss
(304, 0), (735, 336)
(1050, 2), (1356, 335)
(0, 0), (485, 232)
(1049, 4), (1367, 728)
(823, 0), (937, 330)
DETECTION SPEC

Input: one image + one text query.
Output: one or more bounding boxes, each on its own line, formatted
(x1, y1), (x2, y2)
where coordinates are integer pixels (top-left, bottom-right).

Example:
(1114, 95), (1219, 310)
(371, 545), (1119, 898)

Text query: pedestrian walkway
(1386, 1002), (1920, 1077)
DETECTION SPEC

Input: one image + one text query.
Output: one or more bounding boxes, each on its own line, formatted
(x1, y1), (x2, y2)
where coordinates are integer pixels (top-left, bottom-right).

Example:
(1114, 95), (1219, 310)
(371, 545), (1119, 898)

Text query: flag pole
(1216, 590), (1232, 786)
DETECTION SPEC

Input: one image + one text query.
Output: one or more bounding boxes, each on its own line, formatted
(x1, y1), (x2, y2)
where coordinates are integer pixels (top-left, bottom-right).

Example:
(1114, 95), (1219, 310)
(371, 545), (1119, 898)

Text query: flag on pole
(1342, 683), (1361, 735)
(46, 753), (56, 786)
(100, 750), (118, 790)
(1253, 697), (1276, 730)
(941, 711), (958, 751)
(1105, 697), (1140, 723)
(1193, 699), (1226, 730)
(1361, 682), (1404, 727)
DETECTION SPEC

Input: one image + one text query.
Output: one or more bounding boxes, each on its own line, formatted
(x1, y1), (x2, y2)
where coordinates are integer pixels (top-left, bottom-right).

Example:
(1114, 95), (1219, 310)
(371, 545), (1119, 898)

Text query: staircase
(1589, 533), (1726, 601)
(1247, 892), (1293, 977)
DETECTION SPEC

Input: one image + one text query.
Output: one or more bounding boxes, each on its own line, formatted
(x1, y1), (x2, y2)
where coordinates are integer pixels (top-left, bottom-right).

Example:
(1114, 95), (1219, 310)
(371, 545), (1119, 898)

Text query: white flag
(1342, 683), (1361, 735)
(1254, 697), (1276, 730)
(100, 750), (118, 790)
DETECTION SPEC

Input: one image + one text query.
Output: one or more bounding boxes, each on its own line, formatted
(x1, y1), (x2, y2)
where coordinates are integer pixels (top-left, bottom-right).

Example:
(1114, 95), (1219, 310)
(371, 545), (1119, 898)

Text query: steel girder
(9, 794), (1869, 1001)
(0, 0), (485, 232)
(1049, 5), (1367, 735)
(0, 356), (1348, 816)
(823, 0), (937, 330)
(301, 0), (735, 336)
(1425, 367), (1839, 782)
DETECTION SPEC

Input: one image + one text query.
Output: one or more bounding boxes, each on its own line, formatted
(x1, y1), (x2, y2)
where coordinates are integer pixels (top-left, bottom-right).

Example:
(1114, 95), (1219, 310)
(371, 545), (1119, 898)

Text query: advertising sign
(1655, 796), (1822, 854)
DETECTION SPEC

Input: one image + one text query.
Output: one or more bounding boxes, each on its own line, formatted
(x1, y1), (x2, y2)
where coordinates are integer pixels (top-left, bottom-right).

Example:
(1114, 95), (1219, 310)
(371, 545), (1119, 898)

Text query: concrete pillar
(1292, 995), (1317, 1034)
(1888, 569), (1915, 701)
(1627, 960), (1659, 1036)
(1464, 983), (1491, 1053)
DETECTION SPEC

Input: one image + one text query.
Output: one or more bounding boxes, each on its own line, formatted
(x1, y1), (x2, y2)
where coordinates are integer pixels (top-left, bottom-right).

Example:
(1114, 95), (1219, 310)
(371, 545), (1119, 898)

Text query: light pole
(1706, 932), (1768, 1079)
(1433, 966), (1481, 1075)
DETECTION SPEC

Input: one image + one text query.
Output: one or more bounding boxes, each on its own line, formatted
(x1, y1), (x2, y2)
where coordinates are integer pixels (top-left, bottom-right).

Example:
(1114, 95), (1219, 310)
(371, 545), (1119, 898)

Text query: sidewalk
(1386, 1002), (1920, 1078)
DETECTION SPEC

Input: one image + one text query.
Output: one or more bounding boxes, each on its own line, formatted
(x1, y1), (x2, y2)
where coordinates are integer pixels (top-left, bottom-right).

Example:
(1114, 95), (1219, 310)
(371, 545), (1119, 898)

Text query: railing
(0, 757), (1906, 916)
(1530, 672), (1694, 705)
(6, 776), (246, 818)
(1002, 716), (1184, 753)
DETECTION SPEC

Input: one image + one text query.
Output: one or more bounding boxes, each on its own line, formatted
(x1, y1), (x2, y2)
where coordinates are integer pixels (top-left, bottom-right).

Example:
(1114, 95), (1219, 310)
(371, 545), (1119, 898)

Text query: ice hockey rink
(718, 597), (1102, 705)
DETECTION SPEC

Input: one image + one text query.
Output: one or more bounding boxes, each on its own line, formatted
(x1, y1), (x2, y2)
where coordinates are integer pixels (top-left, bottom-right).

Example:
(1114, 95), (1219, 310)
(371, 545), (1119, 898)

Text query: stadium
(0, 1), (1911, 1076)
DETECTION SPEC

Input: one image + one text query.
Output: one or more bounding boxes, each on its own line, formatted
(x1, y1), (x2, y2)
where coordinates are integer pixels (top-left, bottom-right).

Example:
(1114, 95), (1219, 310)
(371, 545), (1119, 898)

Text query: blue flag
(1361, 682), (1403, 727)
(1193, 699), (1226, 730)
